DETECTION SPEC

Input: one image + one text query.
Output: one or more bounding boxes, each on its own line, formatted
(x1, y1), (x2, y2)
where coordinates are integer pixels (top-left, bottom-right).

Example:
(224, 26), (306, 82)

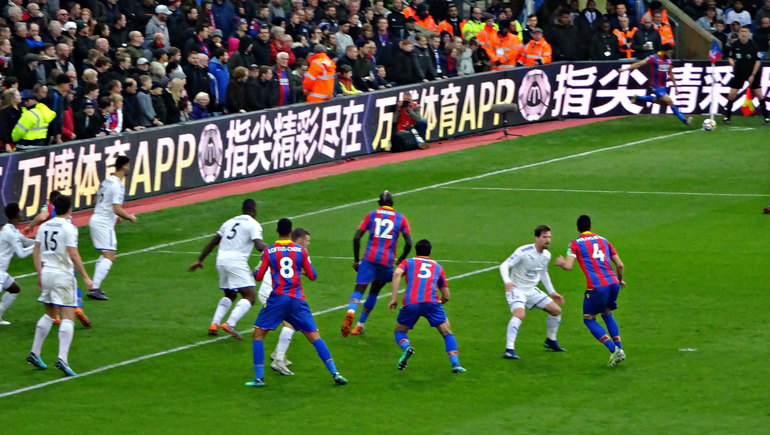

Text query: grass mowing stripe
(150, 250), (500, 264)
(0, 264), (498, 399)
(440, 187), (769, 197)
(11, 129), (690, 281)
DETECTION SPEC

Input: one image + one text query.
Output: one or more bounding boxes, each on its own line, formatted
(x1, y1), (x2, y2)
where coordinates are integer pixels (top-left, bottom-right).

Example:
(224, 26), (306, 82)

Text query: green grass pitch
(1, 115), (769, 433)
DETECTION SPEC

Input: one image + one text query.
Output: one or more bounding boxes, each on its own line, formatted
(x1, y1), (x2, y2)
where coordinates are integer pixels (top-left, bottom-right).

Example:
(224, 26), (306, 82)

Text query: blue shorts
(255, 294), (317, 332)
(582, 283), (621, 315)
(651, 86), (668, 98)
(355, 260), (393, 285)
(396, 302), (447, 329)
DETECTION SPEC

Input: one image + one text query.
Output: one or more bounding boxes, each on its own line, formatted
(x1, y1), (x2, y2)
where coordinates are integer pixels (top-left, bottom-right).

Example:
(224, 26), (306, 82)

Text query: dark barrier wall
(1, 60), (768, 223)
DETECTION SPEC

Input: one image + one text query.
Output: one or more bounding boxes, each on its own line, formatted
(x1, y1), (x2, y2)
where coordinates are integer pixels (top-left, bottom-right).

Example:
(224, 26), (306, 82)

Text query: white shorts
(0, 271), (14, 290)
(90, 222), (117, 251)
(257, 279), (272, 305)
(506, 287), (552, 312)
(216, 260), (255, 290)
(38, 269), (77, 307)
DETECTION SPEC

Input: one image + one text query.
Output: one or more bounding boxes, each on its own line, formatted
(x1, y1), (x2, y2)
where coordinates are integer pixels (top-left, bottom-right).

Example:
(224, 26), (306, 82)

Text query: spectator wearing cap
(41, 73), (72, 144)
(548, 9), (583, 61)
(0, 87), (22, 151)
(520, 27), (552, 65)
(230, 18), (249, 41)
(18, 53), (40, 92)
(12, 89), (56, 149)
(135, 75), (163, 128)
(225, 65), (248, 113)
(228, 36), (255, 72)
(146, 5), (171, 48)
(130, 57), (151, 80)
(212, 0), (236, 40)
(73, 20), (95, 70)
(73, 98), (104, 139)
(208, 28), (225, 52)
(208, 47), (230, 106)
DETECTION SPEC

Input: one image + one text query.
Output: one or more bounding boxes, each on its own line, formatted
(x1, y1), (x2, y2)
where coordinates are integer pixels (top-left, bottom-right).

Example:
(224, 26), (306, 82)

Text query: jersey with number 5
(255, 240), (316, 300)
(359, 206), (410, 266)
(567, 232), (618, 289)
(216, 214), (263, 263)
(398, 256), (446, 305)
(36, 217), (79, 273)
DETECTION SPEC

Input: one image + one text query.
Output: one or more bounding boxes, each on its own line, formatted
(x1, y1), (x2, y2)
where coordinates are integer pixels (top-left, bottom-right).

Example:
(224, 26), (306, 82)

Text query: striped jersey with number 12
(255, 240), (316, 300)
(358, 206), (410, 266)
(567, 232), (618, 289)
(398, 256), (447, 305)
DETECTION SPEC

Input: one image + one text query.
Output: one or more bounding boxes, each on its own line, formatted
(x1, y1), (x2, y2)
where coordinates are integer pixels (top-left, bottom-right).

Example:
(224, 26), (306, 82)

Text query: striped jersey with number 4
(359, 206), (410, 266)
(567, 232), (619, 289)
(399, 257), (447, 305)
(255, 240), (316, 300)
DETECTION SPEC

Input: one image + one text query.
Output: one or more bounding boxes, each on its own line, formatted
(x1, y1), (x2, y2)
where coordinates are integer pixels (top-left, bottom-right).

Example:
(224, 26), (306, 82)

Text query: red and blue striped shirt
(358, 206), (410, 266)
(398, 256), (447, 305)
(255, 240), (316, 300)
(567, 232), (619, 290)
(646, 53), (672, 88)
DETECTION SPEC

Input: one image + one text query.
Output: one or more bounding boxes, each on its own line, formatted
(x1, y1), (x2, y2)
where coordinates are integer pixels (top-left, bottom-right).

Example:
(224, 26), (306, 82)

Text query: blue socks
(671, 105), (686, 122)
(312, 338), (338, 374)
(77, 287), (83, 308)
(584, 318), (616, 353)
(358, 292), (379, 324)
(444, 334), (460, 367)
(252, 340), (265, 380)
(347, 290), (363, 312)
(602, 313), (622, 349)
(394, 331), (410, 350)
(637, 95), (655, 103)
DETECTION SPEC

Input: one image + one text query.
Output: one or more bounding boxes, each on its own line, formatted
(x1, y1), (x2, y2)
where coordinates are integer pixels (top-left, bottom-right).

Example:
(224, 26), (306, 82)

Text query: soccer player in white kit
(27, 194), (94, 376)
(88, 155), (136, 301)
(499, 225), (565, 360)
(0, 203), (35, 325)
(189, 199), (267, 340)
(256, 227), (311, 376)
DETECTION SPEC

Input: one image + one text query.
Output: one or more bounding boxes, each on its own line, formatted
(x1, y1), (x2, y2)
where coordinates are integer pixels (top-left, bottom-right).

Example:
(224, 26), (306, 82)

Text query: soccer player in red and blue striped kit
(555, 215), (627, 367)
(342, 191), (412, 337)
(247, 218), (347, 387)
(387, 239), (466, 373)
(619, 43), (693, 126)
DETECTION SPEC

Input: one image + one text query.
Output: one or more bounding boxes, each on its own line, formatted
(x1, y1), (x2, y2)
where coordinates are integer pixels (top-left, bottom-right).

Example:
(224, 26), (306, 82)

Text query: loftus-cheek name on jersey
(267, 245), (304, 254)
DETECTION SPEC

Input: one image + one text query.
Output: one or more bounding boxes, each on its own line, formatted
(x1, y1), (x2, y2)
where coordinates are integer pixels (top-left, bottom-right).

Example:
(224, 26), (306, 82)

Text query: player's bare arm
(23, 210), (50, 235)
(253, 238), (267, 252)
(397, 232), (412, 264)
(618, 59), (646, 72)
(439, 286), (450, 304)
(554, 255), (575, 270)
(352, 229), (365, 270)
(189, 234), (222, 271)
(611, 254), (625, 287)
(112, 204), (137, 223)
(68, 246), (94, 290)
(32, 242), (42, 290)
(388, 267), (405, 311)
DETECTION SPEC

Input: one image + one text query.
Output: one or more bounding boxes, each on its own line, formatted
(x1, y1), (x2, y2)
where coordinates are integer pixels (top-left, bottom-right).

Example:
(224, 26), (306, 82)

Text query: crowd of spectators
(0, 0), (767, 151)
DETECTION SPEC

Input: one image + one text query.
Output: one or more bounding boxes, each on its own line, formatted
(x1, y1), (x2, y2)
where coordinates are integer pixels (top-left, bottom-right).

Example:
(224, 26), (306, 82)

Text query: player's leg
(659, 93), (689, 125)
(74, 285), (91, 328)
(247, 327), (270, 386)
(394, 305), (417, 370)
(432, 305), (464, 373)
(0, 278), (20, 324)
(582, 288), (616, 354)
(56, 306), (77, 376)
(28, 303), (57, 369)
(270, 321), (296, 375)
(222, 281), (256, 340)
(89, 223), (117, 300)
(353, 272), (389, 334)
(210, 286), (236, 336)
(343, 268), (370, 337)
(295, 301), (346, 385)
(601, 284), (624, 365)
(723, 87), (740, 123)
(635, 88), (656, 104)
(542, 300), (565, 352)
(752, 85), (769, 122)
(504, 290), (525, 359)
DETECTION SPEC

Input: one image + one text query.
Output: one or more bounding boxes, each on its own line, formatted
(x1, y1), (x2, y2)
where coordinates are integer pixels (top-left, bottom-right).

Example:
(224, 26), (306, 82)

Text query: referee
(723, 25), (769, 124)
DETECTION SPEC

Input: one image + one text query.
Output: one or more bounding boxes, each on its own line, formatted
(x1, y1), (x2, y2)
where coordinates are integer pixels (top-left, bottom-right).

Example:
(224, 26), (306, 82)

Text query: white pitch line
(12, 129), (691, 281)
(150, 250), (499, 265)
(440, 186), (769, 197)
(0, 265), (497, 398)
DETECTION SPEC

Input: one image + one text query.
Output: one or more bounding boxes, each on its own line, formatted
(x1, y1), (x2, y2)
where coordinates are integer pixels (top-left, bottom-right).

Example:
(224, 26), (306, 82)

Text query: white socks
(58, 319), (74, 363)
(93, 256), (113, 289)
(0, 291), (18, 318)
(546, 315), (561, 341)
(275, 326), (295, 356)
(211, 297), (232, 325)
(506, 317), (522, 349)
(225, 299), (252, 327)
(31, 314), (55, 356)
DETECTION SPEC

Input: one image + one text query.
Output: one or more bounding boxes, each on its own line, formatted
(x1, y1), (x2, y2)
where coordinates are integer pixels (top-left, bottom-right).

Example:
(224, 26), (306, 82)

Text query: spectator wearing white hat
(146, 5), (171, 47)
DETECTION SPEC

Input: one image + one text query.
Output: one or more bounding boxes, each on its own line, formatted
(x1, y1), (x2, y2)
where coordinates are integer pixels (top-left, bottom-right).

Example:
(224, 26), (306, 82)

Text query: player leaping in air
(619, 43), (693, 127)
(342, 190), (412, 337)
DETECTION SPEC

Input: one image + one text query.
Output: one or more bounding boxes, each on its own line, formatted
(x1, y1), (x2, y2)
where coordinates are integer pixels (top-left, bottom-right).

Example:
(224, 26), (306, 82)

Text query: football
(702, 119), (717, 131)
